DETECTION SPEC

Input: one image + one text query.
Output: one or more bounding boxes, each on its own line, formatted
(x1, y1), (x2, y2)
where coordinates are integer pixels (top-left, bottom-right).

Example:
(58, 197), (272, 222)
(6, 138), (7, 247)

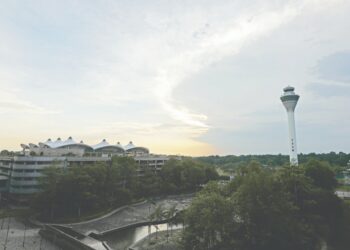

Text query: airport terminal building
(0, 137), (169, 202)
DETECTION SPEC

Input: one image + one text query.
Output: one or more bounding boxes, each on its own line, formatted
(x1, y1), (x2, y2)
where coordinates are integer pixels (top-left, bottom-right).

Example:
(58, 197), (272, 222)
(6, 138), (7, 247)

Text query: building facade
(0, 137), (169, 202)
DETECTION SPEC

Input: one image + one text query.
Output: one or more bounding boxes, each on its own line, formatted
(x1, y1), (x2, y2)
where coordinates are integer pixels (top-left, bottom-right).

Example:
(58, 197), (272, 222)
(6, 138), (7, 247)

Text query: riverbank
(0, 194), (193, 250)
(69, 194), (193, 236)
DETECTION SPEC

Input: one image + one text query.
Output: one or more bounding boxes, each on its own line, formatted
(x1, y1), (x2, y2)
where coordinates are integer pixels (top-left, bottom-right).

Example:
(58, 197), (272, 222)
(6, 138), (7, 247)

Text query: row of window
(136, 160), (165, 164)
(11, 185), (40, 189)
(13, 169), (43, 173)
(12, 177), (36, 181)
(13, 161), (53, 165)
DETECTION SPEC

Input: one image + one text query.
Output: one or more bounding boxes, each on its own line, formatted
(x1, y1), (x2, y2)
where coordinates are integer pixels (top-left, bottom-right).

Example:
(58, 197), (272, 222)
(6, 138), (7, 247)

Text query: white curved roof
(92, 139), (110, 150)
(51, 138), (64, 148)
(124, 141), (135, 150)
(42, 137), (63, 148)
(92, 139), (125, 151)
(44, 138), (54, 147)
(61, 136), (76, 146)
(38, 142), (49, 148)
(42, 137), (93, 150)
(26, 138), (148, 153)
(58, 137), (93, 150)
(124, 141), (149, 152)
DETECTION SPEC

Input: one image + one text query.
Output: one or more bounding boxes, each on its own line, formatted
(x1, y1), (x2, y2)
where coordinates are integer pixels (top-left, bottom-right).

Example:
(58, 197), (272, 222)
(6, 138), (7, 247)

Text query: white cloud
(153, 0), (343, 130)
(0, 86), (59, 114)
(0, 0), (348, 154)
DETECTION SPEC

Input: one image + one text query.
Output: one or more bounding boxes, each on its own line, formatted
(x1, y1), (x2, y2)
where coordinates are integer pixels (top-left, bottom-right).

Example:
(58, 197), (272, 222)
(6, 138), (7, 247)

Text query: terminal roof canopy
(24, 137), (149, 154)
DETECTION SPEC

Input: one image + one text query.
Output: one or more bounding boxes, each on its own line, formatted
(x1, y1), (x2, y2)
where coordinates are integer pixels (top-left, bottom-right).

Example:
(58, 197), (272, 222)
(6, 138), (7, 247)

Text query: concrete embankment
(38, 194), (193, 250)
(39, 224), (112, 250)
(69, 194), (193, 237)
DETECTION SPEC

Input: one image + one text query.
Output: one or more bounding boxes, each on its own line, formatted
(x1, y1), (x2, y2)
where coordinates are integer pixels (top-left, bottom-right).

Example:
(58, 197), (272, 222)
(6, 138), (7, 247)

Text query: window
(37, 161), (51, 165)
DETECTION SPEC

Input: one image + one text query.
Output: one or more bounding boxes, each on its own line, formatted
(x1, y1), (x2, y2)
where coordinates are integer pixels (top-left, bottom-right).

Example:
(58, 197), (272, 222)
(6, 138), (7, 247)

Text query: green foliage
(159, 158), (219, 195)
(0, 150), (18, 156)
(197, 152), (350, 174)
(183, 187), (233, 250)
(303, 160), (337, 190)
(31, 157), (218, 221)
(182, 160), (350, 250)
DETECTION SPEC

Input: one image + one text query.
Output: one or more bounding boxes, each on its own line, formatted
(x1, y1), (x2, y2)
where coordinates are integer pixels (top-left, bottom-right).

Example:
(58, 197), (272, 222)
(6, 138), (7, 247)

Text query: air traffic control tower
(281, 86), (300, 165)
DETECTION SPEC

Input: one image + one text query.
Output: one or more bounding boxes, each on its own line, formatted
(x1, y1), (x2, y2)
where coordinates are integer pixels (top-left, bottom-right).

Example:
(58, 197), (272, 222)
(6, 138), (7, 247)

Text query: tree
(34, 166), (64, 219)
(303, 160), (337, 191)
(32, 156), (219, 221)
(232, 169), (318, 250)
(183, 164), (350, 250)
(150, 205), (164, 240)
(112, 156), (137, 189)
(67, 166), (96, 217)
(164, 204), (177, 241)
(146, 198), (156, 243)
(183, 186), (233, 250)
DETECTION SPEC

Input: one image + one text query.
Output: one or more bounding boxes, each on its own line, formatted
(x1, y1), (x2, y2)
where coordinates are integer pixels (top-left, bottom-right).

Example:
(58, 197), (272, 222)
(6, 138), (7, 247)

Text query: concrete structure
(0, 137), (169, 202)
(21, 137), (149, 157)
(280, 86), (300, 165)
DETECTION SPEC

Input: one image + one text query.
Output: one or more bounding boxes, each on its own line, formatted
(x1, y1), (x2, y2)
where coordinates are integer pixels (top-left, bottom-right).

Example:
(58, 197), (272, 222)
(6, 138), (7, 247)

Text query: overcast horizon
(1, 0), (350, 156)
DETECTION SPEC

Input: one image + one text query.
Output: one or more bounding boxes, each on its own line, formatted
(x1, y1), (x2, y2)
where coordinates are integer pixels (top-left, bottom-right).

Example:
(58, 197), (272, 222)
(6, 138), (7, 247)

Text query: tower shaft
(287, 111), (298, 165)
(280, 86), (299, 166)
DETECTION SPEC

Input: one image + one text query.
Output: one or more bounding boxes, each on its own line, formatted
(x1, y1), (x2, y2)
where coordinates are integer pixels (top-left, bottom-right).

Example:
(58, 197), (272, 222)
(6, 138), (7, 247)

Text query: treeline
(0, 150), (19, 156)
(31, 157), (218, 220)
(197, 152), (350, 172)
(183, 160), (350, 250)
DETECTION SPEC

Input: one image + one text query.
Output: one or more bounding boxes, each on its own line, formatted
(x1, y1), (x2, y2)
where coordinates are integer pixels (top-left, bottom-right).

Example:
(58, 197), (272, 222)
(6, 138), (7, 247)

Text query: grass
(337, 185), (350, 191)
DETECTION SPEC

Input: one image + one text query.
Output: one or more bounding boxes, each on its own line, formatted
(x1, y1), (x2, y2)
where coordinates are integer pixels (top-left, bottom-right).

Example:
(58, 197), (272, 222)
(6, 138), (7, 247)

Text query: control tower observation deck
(280, 86), (300, 165)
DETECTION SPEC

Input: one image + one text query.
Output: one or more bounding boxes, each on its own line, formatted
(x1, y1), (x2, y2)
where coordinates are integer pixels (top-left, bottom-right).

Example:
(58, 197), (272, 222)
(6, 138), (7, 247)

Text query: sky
(0, 0), (350, 156)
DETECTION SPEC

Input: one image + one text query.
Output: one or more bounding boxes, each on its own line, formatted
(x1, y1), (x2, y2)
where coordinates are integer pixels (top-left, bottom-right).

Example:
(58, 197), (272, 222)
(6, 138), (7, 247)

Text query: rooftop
(21, 137), (149, 153)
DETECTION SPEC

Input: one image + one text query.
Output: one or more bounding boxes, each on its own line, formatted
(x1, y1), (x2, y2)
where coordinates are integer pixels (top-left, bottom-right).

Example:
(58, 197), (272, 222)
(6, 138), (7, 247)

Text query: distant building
(0, 137), (169, 203)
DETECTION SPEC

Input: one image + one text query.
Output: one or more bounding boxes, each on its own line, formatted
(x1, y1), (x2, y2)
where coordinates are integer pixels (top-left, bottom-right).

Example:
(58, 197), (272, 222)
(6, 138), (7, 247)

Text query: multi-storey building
(0, 137), (169, 202)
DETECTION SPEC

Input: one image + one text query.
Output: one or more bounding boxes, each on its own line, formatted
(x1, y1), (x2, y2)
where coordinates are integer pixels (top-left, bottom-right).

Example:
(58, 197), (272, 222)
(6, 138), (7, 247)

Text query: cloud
(54, 0), (344, 141)
(307, 82), (350, 97)
(0, 0), (348, 154)
(79, 121), (208, 140)
(316, 51), (350, 83)
(152, 0), (339, 130)
(0, 86), (59, 114)
(64, 121), (213, 155)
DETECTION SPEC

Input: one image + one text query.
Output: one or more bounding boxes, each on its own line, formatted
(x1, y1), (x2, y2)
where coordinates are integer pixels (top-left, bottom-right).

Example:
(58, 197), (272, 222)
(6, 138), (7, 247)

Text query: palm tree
(167, 204), (178, 237)
(146, 199), (156, 243)
(150, 205), (164, 240)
